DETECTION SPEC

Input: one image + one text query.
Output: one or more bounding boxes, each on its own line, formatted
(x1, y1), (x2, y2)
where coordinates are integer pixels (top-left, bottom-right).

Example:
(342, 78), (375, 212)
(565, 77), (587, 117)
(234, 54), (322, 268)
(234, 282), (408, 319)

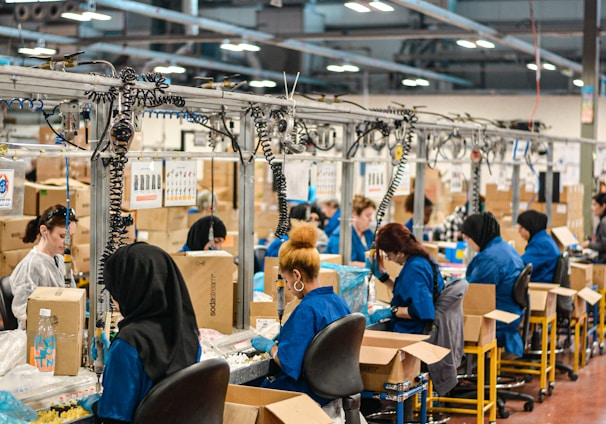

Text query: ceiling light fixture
(344, 2), (371, 13)
(369, 1), (394, 12)
(475, 39), (495, 49)
(401, 78), (430, 87)
(415, 78), (430, 86)
(573, 79), (584, 87)
(61, 0), (111, 21)
(526, 63), (539, 71)
(402, 78), (417, 87)
(456, 40), (477, 49)
(249, 80), (277, 88)
(220, 40), (261, 52)
(153, 65), (186, 74)
(18, 38), (56, 56)
(327, 63), (360, 73)
(542, 62), (556, 71)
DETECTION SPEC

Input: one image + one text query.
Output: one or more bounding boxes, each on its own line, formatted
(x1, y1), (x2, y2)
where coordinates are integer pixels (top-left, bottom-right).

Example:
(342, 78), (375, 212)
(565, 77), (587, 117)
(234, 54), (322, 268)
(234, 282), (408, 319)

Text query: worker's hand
(369, 307), (392, 325)
(251, 336), (276, 354)
(91, 332), (110, 364)
(77, 393), (101, 413)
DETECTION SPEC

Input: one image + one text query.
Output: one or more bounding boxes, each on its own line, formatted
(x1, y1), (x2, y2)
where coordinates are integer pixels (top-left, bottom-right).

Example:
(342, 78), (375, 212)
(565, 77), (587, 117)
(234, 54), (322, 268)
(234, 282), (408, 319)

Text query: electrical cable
(528, 0), (541, 131)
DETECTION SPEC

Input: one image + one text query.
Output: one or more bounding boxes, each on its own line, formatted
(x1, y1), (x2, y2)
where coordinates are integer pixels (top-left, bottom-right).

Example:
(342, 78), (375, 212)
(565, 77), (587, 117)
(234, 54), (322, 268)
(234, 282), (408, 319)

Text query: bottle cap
(40, 308), (51, 317)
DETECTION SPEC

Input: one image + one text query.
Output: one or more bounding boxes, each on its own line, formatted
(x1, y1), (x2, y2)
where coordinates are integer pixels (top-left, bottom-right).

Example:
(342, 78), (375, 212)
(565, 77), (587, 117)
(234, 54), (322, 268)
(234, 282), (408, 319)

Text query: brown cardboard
(528, 283), (577, 317)
(570, 263), (593, 291)
(576, 287), (602, 305)
(249, 300), (299, 329)
(592, 264), (606, 290)
(222, 231), (239, 256)
(359, 330), (449, 392)
(24, 182), (90, 217)
(26, 287), (86, 376)
(171, 251), (236, 334)
(463, 284), (519, 345)
(319, 253), (343, 264)
(0, 216), (37, 251)
(71, 216), (90, 245)
(135, 206), (190, 231)
(550, 226), (579, 251)
(224, 384), (332, 424)
(373, 260), (403, 303)
(0, 248), (33, 276)
(72, 244), (90, 274)
(137, 228), (188, 253)
(423, 243), (439, 260)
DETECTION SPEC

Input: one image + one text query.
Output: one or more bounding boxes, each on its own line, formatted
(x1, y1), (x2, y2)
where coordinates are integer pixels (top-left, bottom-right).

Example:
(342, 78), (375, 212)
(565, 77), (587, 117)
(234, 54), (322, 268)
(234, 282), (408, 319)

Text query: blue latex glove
(251, 336), (276, 354)
(91, 332), (110, 364)
(370, 307), (393, 324)
(366, 255), (388, 281)
(78, 393), (101, 413)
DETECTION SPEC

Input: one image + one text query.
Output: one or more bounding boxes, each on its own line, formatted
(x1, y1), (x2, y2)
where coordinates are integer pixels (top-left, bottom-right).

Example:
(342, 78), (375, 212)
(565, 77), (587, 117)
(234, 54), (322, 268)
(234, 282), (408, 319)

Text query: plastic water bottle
(34, 308), (56, 376)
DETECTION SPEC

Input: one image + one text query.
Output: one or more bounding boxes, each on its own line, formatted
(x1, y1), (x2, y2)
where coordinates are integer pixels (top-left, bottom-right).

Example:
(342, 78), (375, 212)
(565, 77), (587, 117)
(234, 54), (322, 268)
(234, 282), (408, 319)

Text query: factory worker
(403, 193), (434, 241)
(326, 194), (376, 266)
(83, 242), (200, 422)
(10, 204), (78, 329)
(462, 212), (525, 356)
(188, 189), (218, 215)
(439, 195), (486, 242)
(517, 210), (560, 282)
(582, 192), (606, 263)
(181, 215), (227, 251)
(369, 223), (444, 334)
(320, 198), (341, 237)
(250, 224), (351, 406)
(266, 203), (327, 260)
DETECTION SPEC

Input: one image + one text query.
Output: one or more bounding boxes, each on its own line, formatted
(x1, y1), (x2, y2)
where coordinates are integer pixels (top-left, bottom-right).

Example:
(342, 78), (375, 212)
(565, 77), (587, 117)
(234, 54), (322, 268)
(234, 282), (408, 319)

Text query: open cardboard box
(359, 330), (449, 392)
(249, 300), (299, 329)
(463, 283), (519, 346)
(570, 262), (593, 291)
(550, 226), (579, 251)
(223, 384), (332, 424)
(528, 282), (577, 317)
(572, 287), (602, 318)
(592, 264), (606, 290)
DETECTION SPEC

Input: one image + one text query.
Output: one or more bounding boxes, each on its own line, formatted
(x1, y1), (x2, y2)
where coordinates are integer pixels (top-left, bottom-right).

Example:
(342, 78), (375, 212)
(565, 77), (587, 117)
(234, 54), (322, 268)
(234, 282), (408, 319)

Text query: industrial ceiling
(0, 0), (603, 96)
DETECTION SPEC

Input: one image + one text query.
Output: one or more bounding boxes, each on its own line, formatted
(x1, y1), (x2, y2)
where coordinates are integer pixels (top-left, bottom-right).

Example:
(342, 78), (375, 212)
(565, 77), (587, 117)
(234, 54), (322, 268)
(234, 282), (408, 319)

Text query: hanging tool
(276, 273), (285, 326)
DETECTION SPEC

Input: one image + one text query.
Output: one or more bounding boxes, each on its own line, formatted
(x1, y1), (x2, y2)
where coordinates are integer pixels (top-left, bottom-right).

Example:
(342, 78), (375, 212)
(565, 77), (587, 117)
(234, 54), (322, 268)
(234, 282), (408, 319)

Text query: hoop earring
(294, 280), (304, 292)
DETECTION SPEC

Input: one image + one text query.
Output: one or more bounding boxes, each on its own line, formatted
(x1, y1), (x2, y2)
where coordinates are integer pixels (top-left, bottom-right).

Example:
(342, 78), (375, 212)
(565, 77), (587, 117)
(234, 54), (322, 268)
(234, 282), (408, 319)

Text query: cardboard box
(171, 251), (236, 334)
(26, 287), (86, 376)
(0, 248), (33, 276)
(570, 263), (593, 291)
(572, 287), (602, 318)
(249, 300), (299, 329)
(423, 243), (439, 260)
(528, 283), (576, 317)
(0, 216), (37, 251)
(24, 182), (90, 217)
(463, 284), (519, 345)
(222, 231), (239, 257)
(592, 264), (606, 290)
(135, 206), (190, 232)
(373, 260), (403, 303)
(550, 226), (579, 251)
(359, 330), (449, 392)
(137, 228), (188, 253)
(72, 244), (90, 274)
(319, 253), (342, 265)
(224, 384), (332, 424)
(71, 216), (90, 245)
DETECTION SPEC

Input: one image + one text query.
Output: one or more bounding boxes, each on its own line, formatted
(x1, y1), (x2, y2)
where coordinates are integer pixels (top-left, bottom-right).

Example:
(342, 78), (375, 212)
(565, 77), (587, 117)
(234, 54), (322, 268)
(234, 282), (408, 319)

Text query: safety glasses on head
(46, 206), (77, 222)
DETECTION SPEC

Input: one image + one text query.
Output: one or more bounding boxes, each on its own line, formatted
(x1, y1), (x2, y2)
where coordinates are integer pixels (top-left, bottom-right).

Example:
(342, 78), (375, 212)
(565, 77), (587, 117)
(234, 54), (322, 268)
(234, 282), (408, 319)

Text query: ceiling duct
(13, 0), (79, 23)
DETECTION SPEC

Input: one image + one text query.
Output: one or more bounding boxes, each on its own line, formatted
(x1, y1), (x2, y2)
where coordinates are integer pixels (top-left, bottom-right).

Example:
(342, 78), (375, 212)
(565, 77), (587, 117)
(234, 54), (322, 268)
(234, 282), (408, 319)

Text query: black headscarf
(185, 215), (227, 251)
(517, 210), (547, 241)
(104, 242), (199, 383)
(461, 212), (500, 251)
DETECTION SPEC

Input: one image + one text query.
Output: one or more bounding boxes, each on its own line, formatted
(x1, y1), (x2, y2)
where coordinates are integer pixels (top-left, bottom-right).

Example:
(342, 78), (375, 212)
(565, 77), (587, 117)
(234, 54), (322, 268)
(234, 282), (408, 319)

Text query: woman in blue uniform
(517, 210), (560, 282)
(462, 212), (525, 356)
(371, 222), (444, 334)
(87, 243), (200, 422)
(181, 215), (227, 252)
(326, 194), (376, 266)
(251, 224), (351, 405)
(582, 192), (606, 263)
(403, 193), (434, 241)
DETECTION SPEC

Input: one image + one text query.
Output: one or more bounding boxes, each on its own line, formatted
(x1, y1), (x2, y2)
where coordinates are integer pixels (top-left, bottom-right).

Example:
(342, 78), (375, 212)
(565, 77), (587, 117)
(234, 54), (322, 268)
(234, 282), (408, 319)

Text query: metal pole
(545, 141), (554, 226)
(413, 133), (426, 241)
(511, 162), (521, 225)
(340, 123), (356, 265)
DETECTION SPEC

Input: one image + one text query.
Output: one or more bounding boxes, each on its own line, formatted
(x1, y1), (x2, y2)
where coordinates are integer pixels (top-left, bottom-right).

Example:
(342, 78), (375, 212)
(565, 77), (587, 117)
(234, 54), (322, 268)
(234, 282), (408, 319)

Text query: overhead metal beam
(94, 0), (473, 86)
(393, 0), (584, 73)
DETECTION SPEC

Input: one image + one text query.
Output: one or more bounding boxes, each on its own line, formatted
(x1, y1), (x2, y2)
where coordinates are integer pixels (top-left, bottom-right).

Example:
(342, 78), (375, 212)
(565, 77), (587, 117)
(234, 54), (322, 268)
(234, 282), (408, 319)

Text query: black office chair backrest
(302, 313), (365, 399)
(132, 357), (230, 424)
(512, 263), (533, 309)
(553, 251), (574, 314)
(0, 275), (17, 330)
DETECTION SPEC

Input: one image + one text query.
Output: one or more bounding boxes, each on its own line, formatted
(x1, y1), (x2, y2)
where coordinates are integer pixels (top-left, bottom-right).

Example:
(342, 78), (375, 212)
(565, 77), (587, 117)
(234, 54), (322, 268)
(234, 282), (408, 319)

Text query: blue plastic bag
(321, 263), (370, 318)
(0, 391), (38, 423)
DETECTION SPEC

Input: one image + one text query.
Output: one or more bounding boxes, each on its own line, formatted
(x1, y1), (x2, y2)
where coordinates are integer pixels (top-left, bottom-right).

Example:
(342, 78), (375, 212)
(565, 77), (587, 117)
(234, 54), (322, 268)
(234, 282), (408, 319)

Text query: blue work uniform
(465, 236), (525, 356)
(266, 236), (288, 258)
(98, 339), (201, 422)
(404, 218), (430, 241)
(262, 286), (351, 405)
(521, 229), (560, 283)
(324, 209), (341, 237)
(391, 255), (444, 334)
(325, 226), (374, 263)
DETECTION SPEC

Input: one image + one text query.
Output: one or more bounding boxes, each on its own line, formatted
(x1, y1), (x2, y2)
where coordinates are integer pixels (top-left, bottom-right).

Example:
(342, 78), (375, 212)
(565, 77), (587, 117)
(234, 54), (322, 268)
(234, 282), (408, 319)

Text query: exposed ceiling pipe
(393, 0), (584, 73)
(0, 25), (331, 86)
(94, 0), (473, 87)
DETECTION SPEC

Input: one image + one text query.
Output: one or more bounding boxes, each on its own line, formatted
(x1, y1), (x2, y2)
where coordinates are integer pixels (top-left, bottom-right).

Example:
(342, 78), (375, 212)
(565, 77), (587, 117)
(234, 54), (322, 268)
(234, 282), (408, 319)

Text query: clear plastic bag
(0, 390), (37, 423)
(0, 330), (27, 377)
(321, 263), (370, 318)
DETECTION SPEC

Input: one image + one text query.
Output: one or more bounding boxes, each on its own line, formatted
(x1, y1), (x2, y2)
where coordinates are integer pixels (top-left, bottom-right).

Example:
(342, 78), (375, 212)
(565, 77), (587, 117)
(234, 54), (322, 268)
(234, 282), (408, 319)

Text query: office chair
(0, 275), (17, 330)
(132, 357), (230, 424)
(253, 244), (268, 273)
(302, 313), (366, 424)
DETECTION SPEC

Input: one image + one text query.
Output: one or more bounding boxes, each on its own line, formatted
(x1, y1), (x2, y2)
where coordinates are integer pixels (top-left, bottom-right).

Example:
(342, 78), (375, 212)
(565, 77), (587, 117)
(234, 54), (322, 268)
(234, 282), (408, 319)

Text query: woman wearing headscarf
(517, 210), (560, 282)
(86, 243), (200, 423)
(181, 215), (227, 251)
(582, 192), (606, 263)
(461, 212), (525, 356)
(250, 224), (351, 406)
(370, 223), (444, 334)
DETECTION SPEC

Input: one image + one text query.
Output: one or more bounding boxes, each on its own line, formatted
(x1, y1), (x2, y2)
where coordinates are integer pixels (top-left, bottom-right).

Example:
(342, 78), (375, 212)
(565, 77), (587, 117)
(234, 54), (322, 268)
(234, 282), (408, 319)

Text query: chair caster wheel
(568, 371), (579, 381)
(548, 382), (555, 395)
(523, 374), (533, 383)
(497, 408), (510, 419)
(524, 401), (534, 412)
(538, 390), (546, 403)
(600, 344), (604, 355)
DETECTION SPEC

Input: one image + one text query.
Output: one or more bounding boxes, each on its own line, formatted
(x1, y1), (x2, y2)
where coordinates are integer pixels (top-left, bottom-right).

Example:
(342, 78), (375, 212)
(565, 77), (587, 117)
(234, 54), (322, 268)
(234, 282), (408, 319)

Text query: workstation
(1, 1), (606, 423)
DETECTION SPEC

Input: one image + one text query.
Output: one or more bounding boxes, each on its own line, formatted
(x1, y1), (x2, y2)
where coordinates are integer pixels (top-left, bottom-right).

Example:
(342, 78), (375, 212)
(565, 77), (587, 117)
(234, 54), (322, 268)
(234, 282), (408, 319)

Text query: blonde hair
(278, 223), (320, 280)
(352, 194), (376, 215)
